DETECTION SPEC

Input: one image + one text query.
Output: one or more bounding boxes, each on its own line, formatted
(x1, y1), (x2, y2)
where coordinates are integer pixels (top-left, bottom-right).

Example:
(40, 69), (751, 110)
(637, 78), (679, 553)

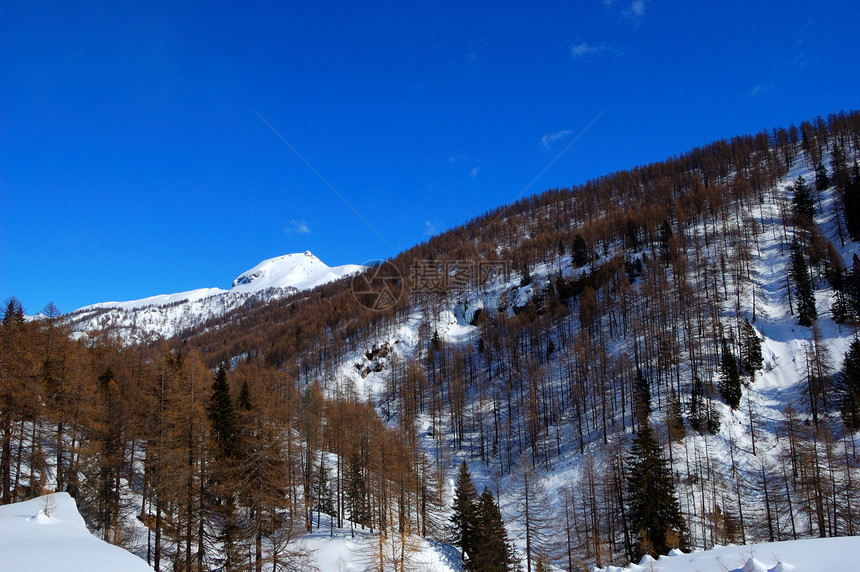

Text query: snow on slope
(595, 536), (860, 572)
(66, 251), (362, 341)
(0, 492), (153, 572)
(318, 151), (860, 568)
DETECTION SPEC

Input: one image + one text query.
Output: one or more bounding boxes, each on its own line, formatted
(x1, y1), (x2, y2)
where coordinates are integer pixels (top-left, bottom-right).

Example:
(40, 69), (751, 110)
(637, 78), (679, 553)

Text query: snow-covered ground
(595, 535), (860, 572)
(0, 493), (153, 571)
(0, 493), (463, 572)
(303, 523), (463, 572)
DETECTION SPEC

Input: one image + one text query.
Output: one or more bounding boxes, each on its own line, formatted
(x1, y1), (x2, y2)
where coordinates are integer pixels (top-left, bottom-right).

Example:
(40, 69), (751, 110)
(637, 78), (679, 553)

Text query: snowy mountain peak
(67, 252), (364, 342)
(229, 251), (359, 293)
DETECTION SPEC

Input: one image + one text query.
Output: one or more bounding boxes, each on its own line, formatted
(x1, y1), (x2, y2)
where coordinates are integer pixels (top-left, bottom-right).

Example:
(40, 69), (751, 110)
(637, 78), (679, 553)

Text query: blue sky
(2, 1), (858, 314)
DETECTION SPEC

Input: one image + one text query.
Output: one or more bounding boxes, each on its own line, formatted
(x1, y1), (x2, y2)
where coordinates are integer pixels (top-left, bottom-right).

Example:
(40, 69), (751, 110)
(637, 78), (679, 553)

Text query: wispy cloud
(424, 220), (440, 237)
(625, 0), (646, 18)
(570, 41), (622, 60)
(542, 130), (572, 149)
(284, 219), (311, 234)
(450, 153), (481, 178)
(750, 83), (773, 96)
(605, 0), (648, 23)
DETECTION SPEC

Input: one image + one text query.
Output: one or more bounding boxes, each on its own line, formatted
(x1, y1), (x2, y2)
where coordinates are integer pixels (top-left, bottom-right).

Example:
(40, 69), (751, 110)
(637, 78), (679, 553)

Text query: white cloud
(622, 0), (647, 22)
(424, 220), (440, 237)
(570, 42), (621, 60)
(627, 0), (645, 17)
(750, 83), (773, 96)
(606, 0), (647, 23)
(470, 166), (481, 178)
(542, 130), (572, 149)
(284, 219), (311, 234)
(571, 42), (602, 58)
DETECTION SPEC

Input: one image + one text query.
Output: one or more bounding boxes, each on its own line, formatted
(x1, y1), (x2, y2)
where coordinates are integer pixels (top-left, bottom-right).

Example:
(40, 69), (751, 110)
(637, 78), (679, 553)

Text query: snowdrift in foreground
(0, 493), (153, 572)
(596, 536), (860, 572)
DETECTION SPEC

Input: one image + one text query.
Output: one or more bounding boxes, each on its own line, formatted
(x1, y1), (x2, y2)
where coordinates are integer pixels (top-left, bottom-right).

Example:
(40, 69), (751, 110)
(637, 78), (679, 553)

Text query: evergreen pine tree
(689, 377), (706, 432)
(846, 163), (860, 241)
(815, 163), (831, 191)
(792, 175), (815, 227)
(572, 234), (589, 267)
(237, 379), (252, 412)
(207, 363), (238, 460)
(430, 328), (443, 351)
(789, 240), (817, 327)
(740, 319), (764, 377)
(659, 220), (673, 266)
(627, 420), (687, 560)
(470, 487), (517, 572)
(633, 369), (651, 423)
(450, 460), (478, 563)
(519, 265), (532, 287)
(836, 339), (860, 431)
(718, 335), (742, 410)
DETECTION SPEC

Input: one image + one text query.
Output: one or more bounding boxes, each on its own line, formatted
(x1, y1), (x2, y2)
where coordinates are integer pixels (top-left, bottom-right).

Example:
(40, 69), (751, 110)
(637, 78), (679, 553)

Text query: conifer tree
(659, 220), (673, 266)
(789, 240), (817, 327)
(0, 298), (26, 504)
(237, 379), (252, 412)
(739, 319), (763, 377)
(471, 487), (517, 572)
(450, 460), (478, 562)
(633, 369), (651, 423)
(208, 363), (238, 461)
(572, 234), (589, 267)
(815, 163), (831, 191)
(792, 176), (815, 228)
(627, 420), (686, 560)
(836, 339), (860, 431)
(718, 335), (742, 410)
(206, 363), (241, 571)
(846, 163), (860, 241)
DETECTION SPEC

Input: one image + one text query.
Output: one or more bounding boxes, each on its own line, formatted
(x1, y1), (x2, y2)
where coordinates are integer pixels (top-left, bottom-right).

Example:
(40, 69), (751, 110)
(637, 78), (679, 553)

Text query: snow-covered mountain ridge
(65, 251), (363, 342)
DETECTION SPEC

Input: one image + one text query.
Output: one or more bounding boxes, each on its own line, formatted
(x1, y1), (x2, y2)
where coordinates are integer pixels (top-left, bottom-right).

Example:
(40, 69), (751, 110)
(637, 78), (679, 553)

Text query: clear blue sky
(2, 1), (858, 314)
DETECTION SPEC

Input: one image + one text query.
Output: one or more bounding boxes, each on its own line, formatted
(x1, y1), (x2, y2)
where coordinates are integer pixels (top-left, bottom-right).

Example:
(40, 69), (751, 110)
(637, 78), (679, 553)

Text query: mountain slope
(6, 112), (860, 571)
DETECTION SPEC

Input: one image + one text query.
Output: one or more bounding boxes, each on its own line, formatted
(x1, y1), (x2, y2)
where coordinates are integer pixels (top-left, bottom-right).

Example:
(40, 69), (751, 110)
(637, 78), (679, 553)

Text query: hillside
(4, 110), (860, 571)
